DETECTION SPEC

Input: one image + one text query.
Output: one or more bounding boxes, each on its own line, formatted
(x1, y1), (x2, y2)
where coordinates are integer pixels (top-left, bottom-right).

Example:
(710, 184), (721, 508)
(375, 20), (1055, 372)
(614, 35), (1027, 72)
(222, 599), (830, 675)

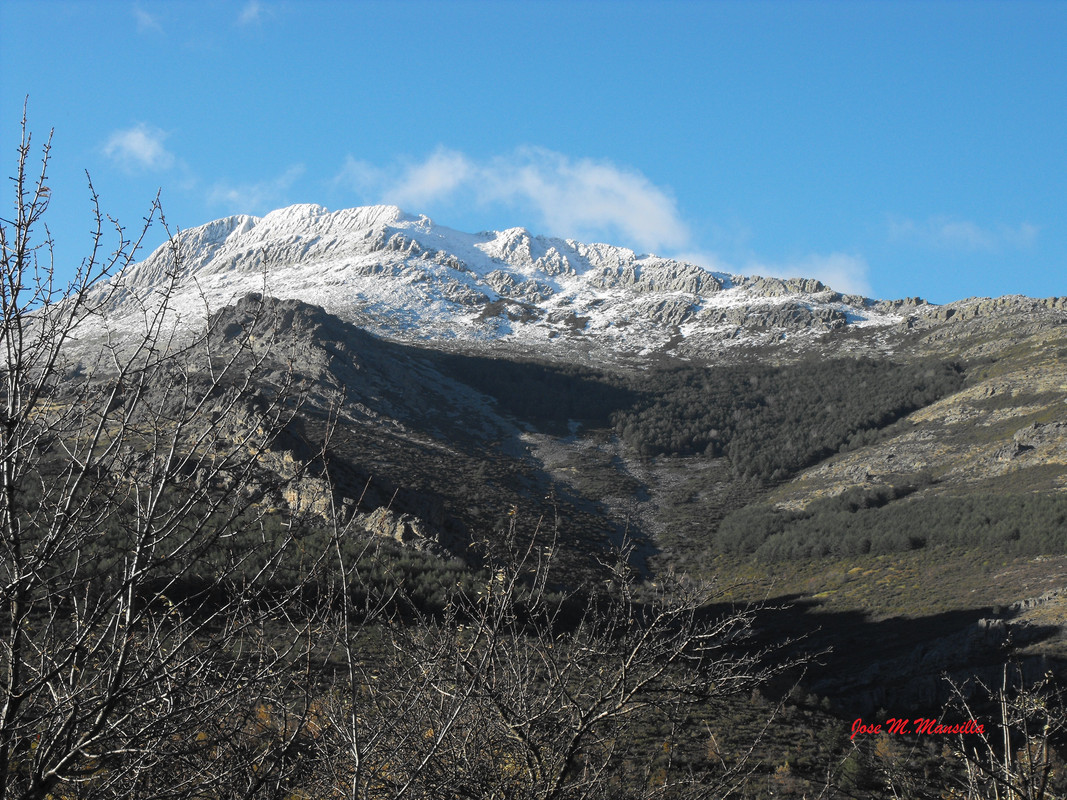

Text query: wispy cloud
(342, 148), (474, 209)
(889, 215), (1039, 252)
(747, 253), (873, 296)
(207, 165), (305, 214)
(678, 250), (872, 296)
(336, 146), (689, 253)
(336, 146), (874, 293)
(237, 1), (267, 26)
(671, 250), (734, 275)
(133, 5), (163, 33)
(103, 124), (174, 172)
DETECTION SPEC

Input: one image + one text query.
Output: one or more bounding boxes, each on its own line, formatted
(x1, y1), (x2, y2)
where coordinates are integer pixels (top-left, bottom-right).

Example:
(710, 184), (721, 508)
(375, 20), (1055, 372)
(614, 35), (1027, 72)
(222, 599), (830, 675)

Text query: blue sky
(2, 0), (1064, 303)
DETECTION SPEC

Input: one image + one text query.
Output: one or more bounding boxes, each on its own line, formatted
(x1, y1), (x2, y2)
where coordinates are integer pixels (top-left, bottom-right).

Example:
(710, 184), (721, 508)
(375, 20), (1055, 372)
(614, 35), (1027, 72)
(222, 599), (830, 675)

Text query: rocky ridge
(80, 203), (1067, 370)
(83, 204), (921, 364)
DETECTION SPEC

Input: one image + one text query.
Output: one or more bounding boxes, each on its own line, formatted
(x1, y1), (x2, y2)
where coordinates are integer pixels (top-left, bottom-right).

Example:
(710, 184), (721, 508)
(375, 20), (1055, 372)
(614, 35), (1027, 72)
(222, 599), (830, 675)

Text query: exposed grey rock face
(630, 296), (699, 326)
(734, 276), (826, 296)
(589, 261), (723, 296)
(903, 294), (1067, 329)
(485, 270), (554, 303)
(932, 295), (1067, 321)
(873, 296), (930, 313)
(698, 301), (848, 331)
(1010, 588), (1066, 613)
(1015, 422), (1067, 448)
(356, 507), (451, 556)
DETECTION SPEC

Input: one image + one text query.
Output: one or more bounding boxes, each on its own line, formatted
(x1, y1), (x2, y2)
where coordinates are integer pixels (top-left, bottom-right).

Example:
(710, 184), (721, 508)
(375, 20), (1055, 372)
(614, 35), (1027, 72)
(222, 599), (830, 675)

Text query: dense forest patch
(612, 357), (965, 481)
(716, 487), (1067, 561)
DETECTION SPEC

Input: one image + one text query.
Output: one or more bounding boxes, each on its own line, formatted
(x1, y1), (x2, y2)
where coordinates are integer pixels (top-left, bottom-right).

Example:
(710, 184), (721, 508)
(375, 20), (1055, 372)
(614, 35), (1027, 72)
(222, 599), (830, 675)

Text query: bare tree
(306, 516), (788, 800)
(944, 665), (1067, 800)
(0, 110), (333, 799)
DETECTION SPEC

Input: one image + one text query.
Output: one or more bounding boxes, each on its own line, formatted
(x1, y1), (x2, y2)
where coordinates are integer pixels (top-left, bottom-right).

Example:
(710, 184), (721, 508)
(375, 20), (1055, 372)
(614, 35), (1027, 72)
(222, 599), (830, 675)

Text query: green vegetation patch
(716, 487), (1067, 561)
(613, 357), (964, 482)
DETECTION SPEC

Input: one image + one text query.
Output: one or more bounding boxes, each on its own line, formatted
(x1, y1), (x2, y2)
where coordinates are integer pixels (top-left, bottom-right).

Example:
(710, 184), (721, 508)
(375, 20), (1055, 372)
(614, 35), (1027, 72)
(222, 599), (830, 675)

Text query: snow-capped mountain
(95, 203), (912, 361)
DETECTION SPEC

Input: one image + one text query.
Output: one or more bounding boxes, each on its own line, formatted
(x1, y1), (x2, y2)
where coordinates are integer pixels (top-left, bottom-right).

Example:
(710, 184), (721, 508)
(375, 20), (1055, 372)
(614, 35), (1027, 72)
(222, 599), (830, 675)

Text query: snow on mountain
(87, 203), (906, 361)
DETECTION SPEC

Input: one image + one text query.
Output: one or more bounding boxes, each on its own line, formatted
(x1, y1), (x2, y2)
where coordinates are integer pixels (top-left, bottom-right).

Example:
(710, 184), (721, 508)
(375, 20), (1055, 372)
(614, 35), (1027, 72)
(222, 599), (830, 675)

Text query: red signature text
(851, 718), (984, 739)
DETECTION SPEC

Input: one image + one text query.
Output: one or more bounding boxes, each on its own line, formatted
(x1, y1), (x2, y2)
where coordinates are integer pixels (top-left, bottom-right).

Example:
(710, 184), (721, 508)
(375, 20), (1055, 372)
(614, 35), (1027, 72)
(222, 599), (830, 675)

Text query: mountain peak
(258, 203), (331, 225)
(91, 204), (926, 364)
(251, 203), (419, 232)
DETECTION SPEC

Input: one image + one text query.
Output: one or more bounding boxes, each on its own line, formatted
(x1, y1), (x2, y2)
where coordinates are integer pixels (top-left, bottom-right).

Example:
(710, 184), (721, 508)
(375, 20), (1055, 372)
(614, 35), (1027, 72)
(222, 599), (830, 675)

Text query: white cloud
(603, 244), (873, 295)
(338, 148), (475, 209)
(237, 0), (266, 26)
(336, 146), (689, 253)
(670, 250), (734, 275)
(759, 253), (873, 296)
(335, 146), (875, 294)
(207, 164), (305, 213)
(103, 124), (174, 171)
(889, 215), (1039, 252)
(133, 5), (163, 33)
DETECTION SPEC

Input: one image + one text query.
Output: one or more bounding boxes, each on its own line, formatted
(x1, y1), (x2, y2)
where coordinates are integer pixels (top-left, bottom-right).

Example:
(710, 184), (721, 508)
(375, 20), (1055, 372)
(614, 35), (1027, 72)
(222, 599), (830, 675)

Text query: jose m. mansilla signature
(851, 718), (985, 740)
